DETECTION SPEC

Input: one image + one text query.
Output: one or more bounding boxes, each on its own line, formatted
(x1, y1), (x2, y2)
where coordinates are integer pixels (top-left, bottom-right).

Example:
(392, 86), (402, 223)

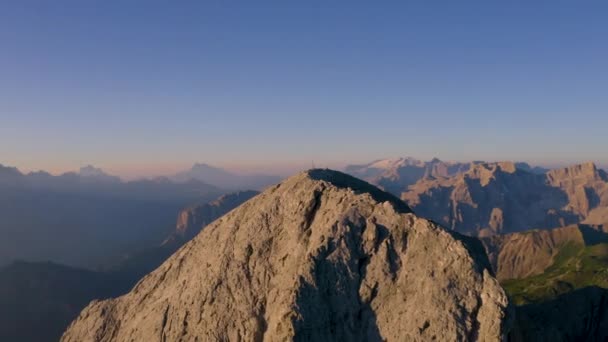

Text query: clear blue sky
(1, 1), (607, 177)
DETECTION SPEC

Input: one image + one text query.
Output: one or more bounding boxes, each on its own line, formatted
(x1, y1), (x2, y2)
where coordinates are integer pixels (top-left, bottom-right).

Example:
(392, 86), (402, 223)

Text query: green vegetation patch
(502, 241), (608, 305)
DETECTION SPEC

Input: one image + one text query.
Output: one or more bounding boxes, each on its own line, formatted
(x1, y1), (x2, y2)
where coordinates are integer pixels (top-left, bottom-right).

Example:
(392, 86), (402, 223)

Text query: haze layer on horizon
(1, 2), (607, 178)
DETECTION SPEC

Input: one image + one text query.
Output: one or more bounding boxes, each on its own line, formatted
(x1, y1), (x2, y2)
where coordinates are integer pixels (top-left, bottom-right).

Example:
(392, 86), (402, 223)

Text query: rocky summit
(62, 169), (510, 342)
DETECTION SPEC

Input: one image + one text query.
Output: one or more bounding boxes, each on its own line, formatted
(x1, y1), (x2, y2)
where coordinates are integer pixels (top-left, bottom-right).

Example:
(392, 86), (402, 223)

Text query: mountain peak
(191, 162), (226, 171)
(0, 164), (22, 176)
(79, 165), (108, 176)
(77, 165), (120, 182)
(63, 169), (509, 341)
(304, 169), (412, 213)
(547, 162), (602, 182)
(463, 162), (520, 186)
(496, 161), (517, 173)
(468, 161), (517, 174)
(173, 163), (279, 190)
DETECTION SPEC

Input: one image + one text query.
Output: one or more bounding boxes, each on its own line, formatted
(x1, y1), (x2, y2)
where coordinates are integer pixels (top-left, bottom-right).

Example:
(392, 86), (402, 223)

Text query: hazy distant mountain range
(172, 163), (281, 190)
(0, 163), (225, 268)
(0, 162), (281, 268)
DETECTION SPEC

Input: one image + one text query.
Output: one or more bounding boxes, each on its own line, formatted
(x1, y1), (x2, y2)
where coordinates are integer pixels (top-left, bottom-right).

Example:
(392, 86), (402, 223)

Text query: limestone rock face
(62, 170), (510, 342)
(402, 162), (608, 236)
(547, 163), (608, 221)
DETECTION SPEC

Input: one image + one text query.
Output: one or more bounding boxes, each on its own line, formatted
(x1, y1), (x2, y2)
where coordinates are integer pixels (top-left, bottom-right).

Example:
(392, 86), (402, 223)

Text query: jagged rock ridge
(344, 157), (473, 195)
(402, 162), (608, 236)
(63, 169), (510, 341)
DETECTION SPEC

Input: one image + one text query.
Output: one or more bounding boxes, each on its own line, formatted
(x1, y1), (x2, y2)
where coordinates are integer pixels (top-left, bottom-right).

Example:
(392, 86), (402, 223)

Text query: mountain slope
(476, 224), (608, 339)
(63, 169), (510, 341)
(501, 241), (608, 306)
(482, 224), (608, 281)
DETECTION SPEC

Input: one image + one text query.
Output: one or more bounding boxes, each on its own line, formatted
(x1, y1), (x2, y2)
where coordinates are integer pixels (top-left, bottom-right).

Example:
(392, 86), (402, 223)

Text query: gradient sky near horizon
(1, 2), (607, 178)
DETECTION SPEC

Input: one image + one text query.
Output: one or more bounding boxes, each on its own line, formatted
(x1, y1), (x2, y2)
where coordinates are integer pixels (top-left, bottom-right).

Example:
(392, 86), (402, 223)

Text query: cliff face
(402, 162), (608, 236)
(546, 163), (608, 222)
(62, 170), (510, 342)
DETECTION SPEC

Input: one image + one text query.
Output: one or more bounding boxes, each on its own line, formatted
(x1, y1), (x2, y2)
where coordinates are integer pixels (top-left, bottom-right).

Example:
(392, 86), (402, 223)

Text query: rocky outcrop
(62, 169), (511, 342)
(401, 162), (608, 236)
(163, 190), (259, 245)
(547, 162), (608, 221)
(114, 191), (260, 286)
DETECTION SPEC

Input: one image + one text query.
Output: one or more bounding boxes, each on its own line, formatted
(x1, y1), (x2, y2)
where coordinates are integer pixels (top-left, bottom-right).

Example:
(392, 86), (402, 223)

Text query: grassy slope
(502, 241), (608, 305)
